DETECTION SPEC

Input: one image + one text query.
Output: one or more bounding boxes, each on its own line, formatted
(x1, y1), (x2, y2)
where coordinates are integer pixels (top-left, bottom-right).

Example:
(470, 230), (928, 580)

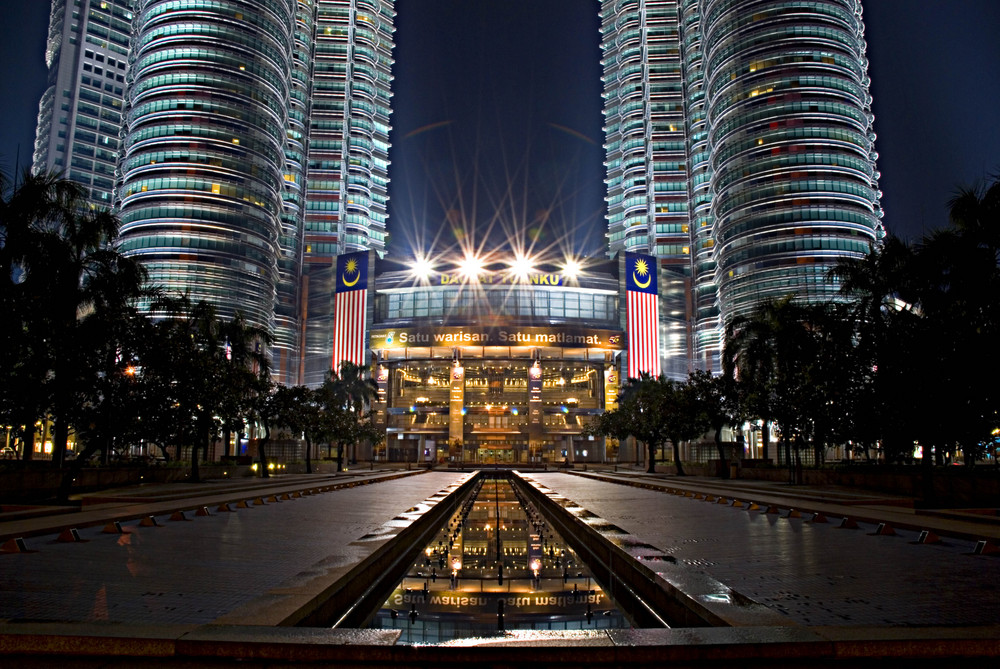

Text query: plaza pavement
(529, 471), (1000, 628)
(0, 466), (998, 629)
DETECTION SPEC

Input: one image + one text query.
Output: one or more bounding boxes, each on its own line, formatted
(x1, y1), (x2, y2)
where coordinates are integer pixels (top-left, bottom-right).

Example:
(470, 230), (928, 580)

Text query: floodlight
(458, 254), (484, 279)
(561, 257), (582, 279)
(411, 255), (434, 281)
(508, 254), (535, 281)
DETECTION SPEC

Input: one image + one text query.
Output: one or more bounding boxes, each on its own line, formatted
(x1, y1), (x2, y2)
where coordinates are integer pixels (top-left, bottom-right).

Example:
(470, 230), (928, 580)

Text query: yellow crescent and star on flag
(625, 251), (657, 294)
(336, 252), (368, 292)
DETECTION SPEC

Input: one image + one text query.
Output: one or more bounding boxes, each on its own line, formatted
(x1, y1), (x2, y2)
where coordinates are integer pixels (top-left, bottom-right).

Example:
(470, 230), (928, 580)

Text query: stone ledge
(1, 622), (999, 665)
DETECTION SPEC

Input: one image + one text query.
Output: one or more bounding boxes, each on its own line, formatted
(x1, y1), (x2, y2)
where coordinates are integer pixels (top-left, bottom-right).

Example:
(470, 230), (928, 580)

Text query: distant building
(32, 0), (134, 210)
(299, 0), (395, 386)
(599, 0), (883, 377)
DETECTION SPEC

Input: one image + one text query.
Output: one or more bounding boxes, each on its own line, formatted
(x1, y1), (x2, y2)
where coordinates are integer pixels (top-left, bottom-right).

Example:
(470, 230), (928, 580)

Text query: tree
(318, 362), (378, 470)
(585, 401), (633, 463)
(688, 371), (738, 478)
(65, 250), (153, 466)
(139, 297), (271, 482)
(219, 312), (273, 472)
(723, 300), (786, 463)
(602, 374), (707, 475)
(1, 171), (137, 467)
(724, 298), (827, 481)
(830, 237), (920, 461)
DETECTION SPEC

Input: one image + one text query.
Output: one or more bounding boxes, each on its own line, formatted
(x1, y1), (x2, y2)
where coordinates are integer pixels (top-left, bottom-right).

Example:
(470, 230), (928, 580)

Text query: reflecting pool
(368, 475), (627, 644)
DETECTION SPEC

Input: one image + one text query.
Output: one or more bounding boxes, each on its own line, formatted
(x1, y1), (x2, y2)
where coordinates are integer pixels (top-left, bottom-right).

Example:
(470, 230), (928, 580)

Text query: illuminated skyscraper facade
(32, 0), (135, 209)
(600, 0), (882, 377)
(117, 0), (295, 334)
(30, 0), (396, 386)
(300, 0), (395, 386)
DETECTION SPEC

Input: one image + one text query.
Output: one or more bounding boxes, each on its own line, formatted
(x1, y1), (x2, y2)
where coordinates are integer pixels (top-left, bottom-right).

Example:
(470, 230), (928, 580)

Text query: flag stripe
(333, 288), (367, 370)
(627, 290), (660, 378)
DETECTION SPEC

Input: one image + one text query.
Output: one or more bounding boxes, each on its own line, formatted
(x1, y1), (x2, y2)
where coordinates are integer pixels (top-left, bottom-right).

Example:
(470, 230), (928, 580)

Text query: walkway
(1, 467), (997, 630)
(529, 471), (1000, 627)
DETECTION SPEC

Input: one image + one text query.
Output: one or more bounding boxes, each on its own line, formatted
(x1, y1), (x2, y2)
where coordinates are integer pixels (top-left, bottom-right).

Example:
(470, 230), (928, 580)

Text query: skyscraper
(117, 0), (296, 335)
(600, 0), (882, 377)
(32, 0), (135, 210)
(31, 0), (396, 386)
(299, 0), (394, 386)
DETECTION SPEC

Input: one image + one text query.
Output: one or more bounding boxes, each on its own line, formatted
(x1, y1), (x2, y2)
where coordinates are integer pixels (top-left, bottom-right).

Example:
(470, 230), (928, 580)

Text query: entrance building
(367, 258), (628, 464)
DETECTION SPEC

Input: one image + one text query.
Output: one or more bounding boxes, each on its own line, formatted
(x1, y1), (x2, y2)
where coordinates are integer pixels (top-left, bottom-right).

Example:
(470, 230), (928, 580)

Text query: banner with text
(369, 326), (624, 351)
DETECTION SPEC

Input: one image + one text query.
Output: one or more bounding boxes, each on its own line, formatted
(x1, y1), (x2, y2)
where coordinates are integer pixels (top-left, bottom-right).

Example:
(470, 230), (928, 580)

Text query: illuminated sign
(438, 271), (564, 286)
(370, 327), (625, 350)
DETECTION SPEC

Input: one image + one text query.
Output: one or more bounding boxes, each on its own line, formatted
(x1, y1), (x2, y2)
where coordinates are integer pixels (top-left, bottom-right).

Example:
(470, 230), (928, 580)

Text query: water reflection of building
(365, 256), (639, 465)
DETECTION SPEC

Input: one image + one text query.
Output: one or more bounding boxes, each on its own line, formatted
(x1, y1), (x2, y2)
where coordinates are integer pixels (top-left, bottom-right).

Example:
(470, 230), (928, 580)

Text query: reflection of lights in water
(373, 476), (625, 643)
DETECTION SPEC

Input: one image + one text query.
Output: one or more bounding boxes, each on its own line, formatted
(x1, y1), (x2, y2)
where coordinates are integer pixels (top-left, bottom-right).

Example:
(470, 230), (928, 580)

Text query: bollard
(974, 540), (1000, 556)
(1, 537), (29, 553)
(57, 528), (83, 543)
(915, 530), (941, 545)
(871, 522), (896, 536)
(102, 521), (124, 534)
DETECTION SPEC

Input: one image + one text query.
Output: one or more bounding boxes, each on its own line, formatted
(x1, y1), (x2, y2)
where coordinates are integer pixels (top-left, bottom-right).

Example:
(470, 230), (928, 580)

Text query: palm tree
(319, 361), (378, 470)
(219, 312), (273, 469)
(1, 171), (134, 466)
(68, 251), (152, 465)
(723, 301), (782, 462)
(724, 297), (820, 476)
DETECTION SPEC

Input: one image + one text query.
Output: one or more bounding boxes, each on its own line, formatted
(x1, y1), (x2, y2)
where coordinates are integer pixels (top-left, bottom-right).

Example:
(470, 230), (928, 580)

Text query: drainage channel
(366, 473), (628, 644)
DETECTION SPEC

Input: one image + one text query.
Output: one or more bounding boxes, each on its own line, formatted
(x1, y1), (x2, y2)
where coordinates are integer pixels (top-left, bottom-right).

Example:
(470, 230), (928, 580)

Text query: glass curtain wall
(702, 0), (883, 323)
(33, 0), (136, 210)
(118, 0), (295, 332)
(272, 0), (317, 385)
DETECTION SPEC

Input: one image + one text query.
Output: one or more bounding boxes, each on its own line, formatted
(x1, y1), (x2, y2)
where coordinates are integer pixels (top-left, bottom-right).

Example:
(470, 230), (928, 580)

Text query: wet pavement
(0, 471), (464, 625)
(1, 468), (998, 629)
(529, 472), (1000, 627)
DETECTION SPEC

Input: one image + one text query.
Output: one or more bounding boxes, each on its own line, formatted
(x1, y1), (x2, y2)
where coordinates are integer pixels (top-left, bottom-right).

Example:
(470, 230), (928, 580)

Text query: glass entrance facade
(370, 259), (626, 464)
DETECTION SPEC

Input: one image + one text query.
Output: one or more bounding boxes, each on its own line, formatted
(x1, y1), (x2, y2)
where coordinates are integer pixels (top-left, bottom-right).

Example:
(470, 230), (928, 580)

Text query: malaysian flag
(625, 252), (660, 379)
(332, 251), (369, 371)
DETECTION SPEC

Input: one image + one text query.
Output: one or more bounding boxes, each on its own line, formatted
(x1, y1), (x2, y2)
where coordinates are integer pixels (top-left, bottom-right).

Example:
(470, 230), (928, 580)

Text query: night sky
(2, 1), (998, 256)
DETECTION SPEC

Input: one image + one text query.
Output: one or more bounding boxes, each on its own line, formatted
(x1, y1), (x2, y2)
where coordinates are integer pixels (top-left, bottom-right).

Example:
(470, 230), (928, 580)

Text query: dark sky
(3, 1), (998, 254)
